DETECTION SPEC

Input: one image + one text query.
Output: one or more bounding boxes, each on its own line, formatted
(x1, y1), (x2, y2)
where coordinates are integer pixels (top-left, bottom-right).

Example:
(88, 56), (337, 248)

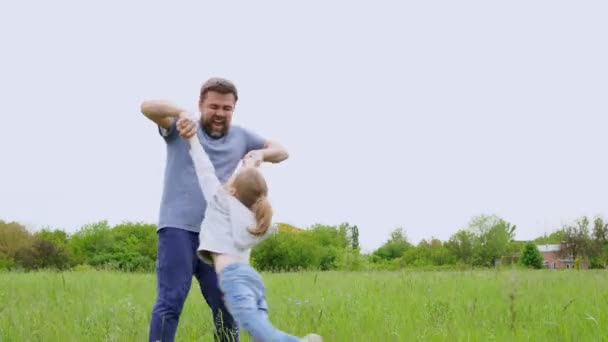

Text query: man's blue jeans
(148, 227), (238, 342)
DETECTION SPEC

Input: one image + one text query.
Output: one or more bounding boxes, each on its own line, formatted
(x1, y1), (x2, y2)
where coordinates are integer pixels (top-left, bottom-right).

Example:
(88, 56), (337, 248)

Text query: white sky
(1, 1), (607, 252)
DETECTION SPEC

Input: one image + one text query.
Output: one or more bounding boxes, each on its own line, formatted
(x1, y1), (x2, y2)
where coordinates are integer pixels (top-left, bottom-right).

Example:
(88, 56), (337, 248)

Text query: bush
(72, 264), (94, 272)
(519, 242), (543, 269)
(0, 257), (16, 270)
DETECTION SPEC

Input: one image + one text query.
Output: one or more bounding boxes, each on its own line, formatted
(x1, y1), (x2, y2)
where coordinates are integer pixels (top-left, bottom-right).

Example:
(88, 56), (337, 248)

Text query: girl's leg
(195, 259), (238, 342)
(220, 264), (301, 342)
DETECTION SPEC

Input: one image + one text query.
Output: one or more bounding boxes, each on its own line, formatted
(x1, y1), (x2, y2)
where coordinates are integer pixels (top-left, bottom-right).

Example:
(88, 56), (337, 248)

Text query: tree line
(0, 214), (606, 272)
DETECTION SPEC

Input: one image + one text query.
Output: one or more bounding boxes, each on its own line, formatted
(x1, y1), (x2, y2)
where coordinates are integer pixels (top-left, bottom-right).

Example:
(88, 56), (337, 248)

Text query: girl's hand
(242, 150), (264, 167)
(177, 115), (197, 139)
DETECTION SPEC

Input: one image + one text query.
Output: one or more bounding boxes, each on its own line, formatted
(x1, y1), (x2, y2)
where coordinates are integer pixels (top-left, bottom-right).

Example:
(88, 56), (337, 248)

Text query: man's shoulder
(228, 124), (264, 143)
(227, 125), (252, 141)
(228, 124), (246, 134)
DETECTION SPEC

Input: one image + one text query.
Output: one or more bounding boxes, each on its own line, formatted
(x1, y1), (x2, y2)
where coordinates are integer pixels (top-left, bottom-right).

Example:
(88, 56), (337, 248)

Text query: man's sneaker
(301, 333), (323, 342)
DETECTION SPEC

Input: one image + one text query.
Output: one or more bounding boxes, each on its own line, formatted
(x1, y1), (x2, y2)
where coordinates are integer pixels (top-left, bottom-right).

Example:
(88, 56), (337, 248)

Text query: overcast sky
(1, 1), (606, 251)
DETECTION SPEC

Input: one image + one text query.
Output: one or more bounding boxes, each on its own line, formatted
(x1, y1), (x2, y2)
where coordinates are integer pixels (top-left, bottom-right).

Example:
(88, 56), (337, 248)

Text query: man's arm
(244, 140), (289, 167)
(140, 100), (188, 129)
(261, 140), (289, 163)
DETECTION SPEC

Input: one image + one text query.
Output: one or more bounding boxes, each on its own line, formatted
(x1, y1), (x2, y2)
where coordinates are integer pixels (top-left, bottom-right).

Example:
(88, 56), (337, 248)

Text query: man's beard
(201, 117), (229, 138)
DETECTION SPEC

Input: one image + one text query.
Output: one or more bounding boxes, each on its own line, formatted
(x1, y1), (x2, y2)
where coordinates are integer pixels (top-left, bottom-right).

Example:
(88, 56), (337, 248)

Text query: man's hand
(177, 116), (197, 139)
(242, 150), (264, 168)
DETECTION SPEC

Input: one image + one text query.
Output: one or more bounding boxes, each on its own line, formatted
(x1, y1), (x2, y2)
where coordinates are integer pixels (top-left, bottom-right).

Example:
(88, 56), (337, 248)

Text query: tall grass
(0, 270), (606, 341)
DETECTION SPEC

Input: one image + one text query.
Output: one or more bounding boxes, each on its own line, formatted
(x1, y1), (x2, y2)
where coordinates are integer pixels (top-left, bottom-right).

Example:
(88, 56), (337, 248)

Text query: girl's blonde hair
(232, 168), (273, 236)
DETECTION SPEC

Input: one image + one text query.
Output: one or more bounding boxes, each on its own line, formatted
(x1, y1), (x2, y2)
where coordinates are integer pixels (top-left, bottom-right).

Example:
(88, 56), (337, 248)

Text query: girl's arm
(183, 115), (221, 201)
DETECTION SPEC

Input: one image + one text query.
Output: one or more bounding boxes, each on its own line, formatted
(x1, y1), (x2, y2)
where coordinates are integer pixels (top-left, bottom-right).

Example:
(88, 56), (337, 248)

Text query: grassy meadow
(1, 270), (607, 341)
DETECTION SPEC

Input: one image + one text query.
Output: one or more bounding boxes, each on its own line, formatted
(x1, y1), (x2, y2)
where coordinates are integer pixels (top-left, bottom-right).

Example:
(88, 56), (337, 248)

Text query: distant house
(537, 243), (588, 269)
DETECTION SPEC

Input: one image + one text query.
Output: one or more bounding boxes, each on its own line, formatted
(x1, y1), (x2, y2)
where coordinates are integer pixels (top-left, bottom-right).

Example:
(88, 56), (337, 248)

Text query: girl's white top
(187, 135), (275, 265)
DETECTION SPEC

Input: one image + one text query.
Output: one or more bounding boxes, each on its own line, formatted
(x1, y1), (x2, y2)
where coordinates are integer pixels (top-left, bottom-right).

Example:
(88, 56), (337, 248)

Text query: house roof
(537, 244), (561, 252)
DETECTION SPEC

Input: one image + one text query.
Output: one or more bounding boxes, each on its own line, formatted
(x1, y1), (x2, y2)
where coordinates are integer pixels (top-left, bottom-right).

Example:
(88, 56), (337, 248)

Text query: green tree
(560, 216), (591, 261)
(503, 240), (525, 265)
(110, 221), (158, 271)
(348, 224), (360, 250)
(0, 220), (34, 270)
(67, 220), (114, 266)
(252, 223), (356, 271)
(592, 216), (608, 243)
(446, 230), (477, 264)
(253, 229), (319, 271)
(574, 256), (583, 270)
(468, 214), (516, 266)
(0, 221), (32, 259)
(373, 227), (411, 261)
(589, 216), (608, 268)
(534, 230), (564, 245)
(519, 242), (543, 269)
(402, 238), (455, 267)
(34, 228), (68, 248)
(34, 228), (71, 269)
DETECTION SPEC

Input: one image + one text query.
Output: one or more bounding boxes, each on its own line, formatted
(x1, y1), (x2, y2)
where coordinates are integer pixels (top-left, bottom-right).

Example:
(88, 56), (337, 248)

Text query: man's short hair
(200, 77), (238, 103)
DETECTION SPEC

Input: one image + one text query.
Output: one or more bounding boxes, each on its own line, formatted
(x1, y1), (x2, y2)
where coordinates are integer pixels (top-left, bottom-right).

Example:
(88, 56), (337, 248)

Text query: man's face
(199, 91), (236, 138)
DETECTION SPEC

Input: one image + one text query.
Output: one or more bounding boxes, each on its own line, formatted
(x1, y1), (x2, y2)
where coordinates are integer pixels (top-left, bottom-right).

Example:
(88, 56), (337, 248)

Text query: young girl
(184, 116), (322, 342)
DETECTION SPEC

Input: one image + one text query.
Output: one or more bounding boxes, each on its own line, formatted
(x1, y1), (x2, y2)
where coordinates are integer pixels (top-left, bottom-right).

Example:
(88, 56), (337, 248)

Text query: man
(141, 77), (289, 342)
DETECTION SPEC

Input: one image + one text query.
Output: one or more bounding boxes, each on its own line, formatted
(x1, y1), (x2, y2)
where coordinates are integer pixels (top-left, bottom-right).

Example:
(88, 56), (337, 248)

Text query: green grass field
(1, 270), (606, 341)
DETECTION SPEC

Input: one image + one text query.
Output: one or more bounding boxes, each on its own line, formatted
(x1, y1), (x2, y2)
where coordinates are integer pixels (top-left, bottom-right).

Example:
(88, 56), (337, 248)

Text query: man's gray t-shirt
(157, 120), (266, 233)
